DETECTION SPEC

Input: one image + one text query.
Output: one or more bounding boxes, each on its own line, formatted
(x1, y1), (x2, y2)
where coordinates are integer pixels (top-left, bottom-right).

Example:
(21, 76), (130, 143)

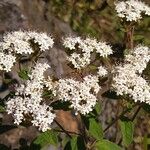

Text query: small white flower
(97, 66), (108, 77)
(63, 36), (81, 50)
(0, 52), (16, 72)
(44, 76), (57, 96)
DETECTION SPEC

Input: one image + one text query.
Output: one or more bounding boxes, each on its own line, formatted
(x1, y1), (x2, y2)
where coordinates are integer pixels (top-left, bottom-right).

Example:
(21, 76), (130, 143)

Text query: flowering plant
(0, 0), (150, 149)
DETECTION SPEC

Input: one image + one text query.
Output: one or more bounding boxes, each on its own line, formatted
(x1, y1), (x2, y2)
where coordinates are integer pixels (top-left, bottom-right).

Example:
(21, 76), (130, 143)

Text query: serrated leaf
(33, 130), (58, 148)
(95, 140), (122, 150)
(119, 119), (134, 147)
(89, 118), (103, 140)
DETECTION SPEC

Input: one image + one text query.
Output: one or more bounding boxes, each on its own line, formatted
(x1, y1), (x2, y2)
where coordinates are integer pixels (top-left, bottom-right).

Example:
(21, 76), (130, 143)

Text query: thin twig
(131, 105), (141, 121)
(54, 119), (72, 138)
(104, 107), (131, 133)
(54, 129), (81, 136)
(104, 103), (138, 133)
(117, 105), (142, 145)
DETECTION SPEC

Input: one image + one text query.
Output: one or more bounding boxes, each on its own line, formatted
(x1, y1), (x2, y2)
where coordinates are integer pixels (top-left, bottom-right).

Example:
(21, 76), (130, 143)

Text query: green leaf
(134, 35), (144, 41)
(33, 130), (58, 148)
(119, 119), (134, 147)
(95, 140), (122, 150)
(89, 118), (103, 140)
(0, 105), (5, 113)
(18, 69), (29, 80)
(94, 102), (101, 115)
(62, 137), (69, 148)
(70, 136), (78, 150)
(64, 136), (86, 150)
(143, 135), (150, 150)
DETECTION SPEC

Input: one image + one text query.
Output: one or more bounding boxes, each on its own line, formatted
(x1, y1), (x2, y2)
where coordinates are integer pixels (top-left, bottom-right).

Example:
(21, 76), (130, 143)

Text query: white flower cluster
(1, 31), (54, 54)
(55, 75), (100, 115)
(97, 66), (108, 77)
(0, 31), (54, 72)
(63, 36), (113, 69)
(6, 63), (56, 132)
(113, 45), (150, 104)
(26, 31), (54, 51)
(126, 45), (150, 73)
(0, 51), (16, 72)
(115, 0), (150, 22)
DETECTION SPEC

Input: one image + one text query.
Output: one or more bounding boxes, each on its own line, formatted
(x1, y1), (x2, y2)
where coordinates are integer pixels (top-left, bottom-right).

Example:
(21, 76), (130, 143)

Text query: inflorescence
(115, 0), (150, 22)
(113, 45), (150, 104)
(63, 36), (113, 69)
(1, 1), (150, 131)
(0, 31), (54, 72)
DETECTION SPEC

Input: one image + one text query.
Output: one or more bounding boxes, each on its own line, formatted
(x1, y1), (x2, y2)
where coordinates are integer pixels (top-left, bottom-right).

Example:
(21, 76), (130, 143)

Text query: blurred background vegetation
(47, 0), (150, 45)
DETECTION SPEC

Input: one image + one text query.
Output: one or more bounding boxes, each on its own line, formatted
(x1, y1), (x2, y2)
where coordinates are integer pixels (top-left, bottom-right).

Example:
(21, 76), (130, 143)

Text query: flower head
(115, 0), (150, 22)
(0, 31), (54, 72)
(1, 31), (54, 54)
(63, 36), (112, 69)
(113, 45), (150, 104)
(6, 63), (55, 131)
(55, 75), (100, 115)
